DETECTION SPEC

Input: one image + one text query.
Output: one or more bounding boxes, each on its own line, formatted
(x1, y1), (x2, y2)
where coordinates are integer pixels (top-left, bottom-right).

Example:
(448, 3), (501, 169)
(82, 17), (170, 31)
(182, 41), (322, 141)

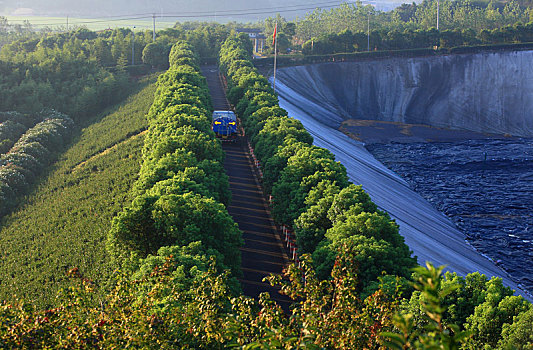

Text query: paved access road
(201, 65), (291, 310)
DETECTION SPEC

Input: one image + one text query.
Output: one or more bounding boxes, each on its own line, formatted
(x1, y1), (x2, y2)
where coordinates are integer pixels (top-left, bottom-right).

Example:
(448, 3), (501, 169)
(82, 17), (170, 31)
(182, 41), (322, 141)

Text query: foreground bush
(6, 247), (530, 349)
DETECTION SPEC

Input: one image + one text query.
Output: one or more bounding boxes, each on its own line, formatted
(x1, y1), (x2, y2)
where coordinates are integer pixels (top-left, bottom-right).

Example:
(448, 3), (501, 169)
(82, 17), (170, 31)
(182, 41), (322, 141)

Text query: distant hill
(0, 0), (407, 20)
(3, 0), (297, 17)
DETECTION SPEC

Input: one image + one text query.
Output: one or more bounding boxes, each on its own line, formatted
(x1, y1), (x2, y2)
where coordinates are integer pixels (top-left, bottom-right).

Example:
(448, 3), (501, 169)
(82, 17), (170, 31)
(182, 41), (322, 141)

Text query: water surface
(368, 139), (533, 292)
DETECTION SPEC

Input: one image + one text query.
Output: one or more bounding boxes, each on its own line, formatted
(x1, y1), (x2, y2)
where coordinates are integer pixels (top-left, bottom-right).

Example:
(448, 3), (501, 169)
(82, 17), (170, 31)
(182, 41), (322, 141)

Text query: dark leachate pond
(367, 138), (533, 293)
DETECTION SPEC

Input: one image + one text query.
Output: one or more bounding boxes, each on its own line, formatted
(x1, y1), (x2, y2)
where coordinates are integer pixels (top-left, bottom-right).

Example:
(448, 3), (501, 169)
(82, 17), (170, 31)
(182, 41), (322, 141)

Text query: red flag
(272, 23), (277, 46)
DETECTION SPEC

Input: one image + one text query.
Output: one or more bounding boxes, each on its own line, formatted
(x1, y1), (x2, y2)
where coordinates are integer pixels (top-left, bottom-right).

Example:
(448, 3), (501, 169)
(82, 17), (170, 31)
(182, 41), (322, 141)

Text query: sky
(0, 0), (406, 21)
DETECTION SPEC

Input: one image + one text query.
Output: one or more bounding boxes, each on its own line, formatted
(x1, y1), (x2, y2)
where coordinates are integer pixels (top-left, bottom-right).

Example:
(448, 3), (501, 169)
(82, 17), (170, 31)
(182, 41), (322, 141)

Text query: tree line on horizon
(261, 0), (533, 54)
(4, 0), (533, 60)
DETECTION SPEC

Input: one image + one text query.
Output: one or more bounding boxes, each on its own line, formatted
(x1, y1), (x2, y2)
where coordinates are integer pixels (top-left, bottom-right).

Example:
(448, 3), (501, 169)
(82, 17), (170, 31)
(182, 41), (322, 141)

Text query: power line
(3, 0), (374, 27)
(159, 4), (353, 18)
(4, 0), (349, 23)
(163, 0), (347, 15)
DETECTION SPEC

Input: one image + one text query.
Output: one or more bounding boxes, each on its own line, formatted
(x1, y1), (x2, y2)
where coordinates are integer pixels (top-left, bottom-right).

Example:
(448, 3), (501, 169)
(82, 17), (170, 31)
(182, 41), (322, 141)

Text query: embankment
(273, 50), (533, 300)
(275, 50), (533, 137)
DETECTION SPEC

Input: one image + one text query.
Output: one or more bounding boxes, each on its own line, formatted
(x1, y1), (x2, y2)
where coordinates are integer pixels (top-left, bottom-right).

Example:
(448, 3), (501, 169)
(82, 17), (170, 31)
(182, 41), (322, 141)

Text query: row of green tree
(219, 34), (533, 348)
(259, 0), (533, 54)
(302, 21), (533, 54)
(220, 33), (416, 296)
(0, 110), (73, 216)
(106, 41), (243, 287)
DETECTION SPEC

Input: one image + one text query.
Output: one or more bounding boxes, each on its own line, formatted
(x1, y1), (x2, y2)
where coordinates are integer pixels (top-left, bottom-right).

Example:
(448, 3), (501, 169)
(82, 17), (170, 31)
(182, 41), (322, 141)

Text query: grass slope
(0, 75), (158, 307)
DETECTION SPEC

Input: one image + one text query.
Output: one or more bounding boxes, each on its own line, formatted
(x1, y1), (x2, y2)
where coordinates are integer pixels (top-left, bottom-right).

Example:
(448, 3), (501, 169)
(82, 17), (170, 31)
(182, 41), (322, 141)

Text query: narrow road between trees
(201, 65), (291, 310)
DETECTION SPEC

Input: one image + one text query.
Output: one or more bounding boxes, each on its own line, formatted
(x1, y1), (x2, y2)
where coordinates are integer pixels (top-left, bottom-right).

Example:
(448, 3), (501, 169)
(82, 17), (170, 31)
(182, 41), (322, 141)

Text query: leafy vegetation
(0, 109), (74, 216)
(2, 239), (531, 348)
(258, 1), (533, 55)
(220, 33), (416, 295)
(0, 247), (398, 348)
(0, 46), (129, 120)
(0, 76), (157, 306)
(107, 41), (242, 282)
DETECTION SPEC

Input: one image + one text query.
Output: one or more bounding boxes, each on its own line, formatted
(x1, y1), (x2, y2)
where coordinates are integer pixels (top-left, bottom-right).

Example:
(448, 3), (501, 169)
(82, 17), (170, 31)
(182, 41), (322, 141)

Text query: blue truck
(212, 110), (238, 141)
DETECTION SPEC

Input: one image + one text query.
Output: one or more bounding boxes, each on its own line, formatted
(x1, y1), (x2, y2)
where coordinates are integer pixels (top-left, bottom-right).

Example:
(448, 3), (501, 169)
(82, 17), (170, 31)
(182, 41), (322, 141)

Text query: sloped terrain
(275, 51), (533, 137)
(0, 76), (158, 306)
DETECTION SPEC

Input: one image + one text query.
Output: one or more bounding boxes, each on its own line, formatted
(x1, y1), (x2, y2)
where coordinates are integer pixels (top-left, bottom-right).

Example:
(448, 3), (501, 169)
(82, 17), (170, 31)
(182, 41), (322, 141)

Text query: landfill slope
(273, 57), (533, 301)
(275, 50), (533, 137)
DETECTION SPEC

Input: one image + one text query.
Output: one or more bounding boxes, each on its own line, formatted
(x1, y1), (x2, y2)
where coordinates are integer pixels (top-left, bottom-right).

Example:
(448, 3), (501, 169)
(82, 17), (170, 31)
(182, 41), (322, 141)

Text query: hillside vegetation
(0, 76), (157, 306)
(0, 110), (74, 216)
(0, 16), (531, 346)
(0, 34), (530, 349)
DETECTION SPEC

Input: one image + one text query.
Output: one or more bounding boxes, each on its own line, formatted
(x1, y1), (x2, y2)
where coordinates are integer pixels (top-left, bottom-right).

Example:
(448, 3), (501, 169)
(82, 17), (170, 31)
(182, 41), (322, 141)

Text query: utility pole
(132, 27), (135, 66)
(437, 0), (440, 30)
(152, 14), (156, 42)
(367, 12), (370, 51)
(273, 22), (278, 93)
(66, 16), (69, 32)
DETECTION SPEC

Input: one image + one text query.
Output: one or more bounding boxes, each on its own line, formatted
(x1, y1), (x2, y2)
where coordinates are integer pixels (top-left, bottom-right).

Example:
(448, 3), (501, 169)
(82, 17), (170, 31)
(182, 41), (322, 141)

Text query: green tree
(92, 37), (114, 66)
(325, 211), (406, 249)
(108, 192), (242, 275)
(271, 144), (348, 224)
(253, 116), (313, 163)
(382, 263), (471, 349)
(464, 288), (531, 349)
(327, 184), (378, 224)
(294, 180), (341, 253)
(142, 41), (171, 68)
(498, 307), (533, 349)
